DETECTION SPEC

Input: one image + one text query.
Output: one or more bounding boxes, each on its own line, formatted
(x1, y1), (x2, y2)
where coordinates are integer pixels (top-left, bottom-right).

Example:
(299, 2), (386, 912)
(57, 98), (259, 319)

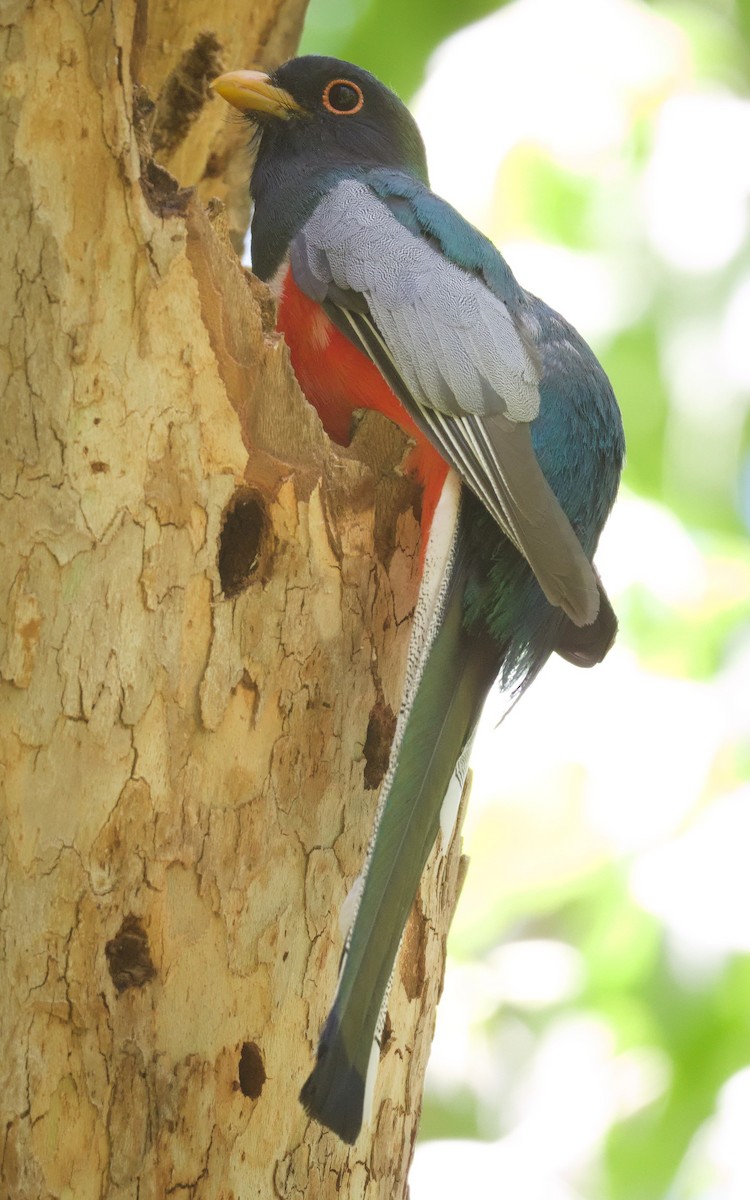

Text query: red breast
(277, 267), (449, 552)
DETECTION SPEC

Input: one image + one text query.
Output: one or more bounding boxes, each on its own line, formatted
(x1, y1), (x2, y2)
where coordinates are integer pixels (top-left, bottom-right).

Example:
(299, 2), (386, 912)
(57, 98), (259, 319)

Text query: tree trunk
(0, 4), (468, 1197)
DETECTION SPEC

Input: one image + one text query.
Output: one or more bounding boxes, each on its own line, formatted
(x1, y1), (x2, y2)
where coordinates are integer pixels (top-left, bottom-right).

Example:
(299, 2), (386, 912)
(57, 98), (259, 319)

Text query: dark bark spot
(218, 491), (268, 597)
(139, 159), (192, 218)
(238, 1041), (265, 1099)
(90, 461), (109, 473)
(379, 1012), (393, 1059)
(105, 915), (156, 994)
(150, 33), (224, 157)
(203, 150), (229, 179)
(399, 900), (427, 1002)
(363, 698), (396, 790)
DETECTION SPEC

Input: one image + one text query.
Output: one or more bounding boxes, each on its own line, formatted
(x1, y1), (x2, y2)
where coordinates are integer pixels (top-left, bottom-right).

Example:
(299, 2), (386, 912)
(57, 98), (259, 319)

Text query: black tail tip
(299, 1023), (367, 1145)
(555, 580), (618, 667)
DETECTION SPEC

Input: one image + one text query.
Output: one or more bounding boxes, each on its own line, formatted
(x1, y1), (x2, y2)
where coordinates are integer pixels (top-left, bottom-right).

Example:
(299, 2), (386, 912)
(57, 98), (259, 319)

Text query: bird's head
(211, 55), (429, 187)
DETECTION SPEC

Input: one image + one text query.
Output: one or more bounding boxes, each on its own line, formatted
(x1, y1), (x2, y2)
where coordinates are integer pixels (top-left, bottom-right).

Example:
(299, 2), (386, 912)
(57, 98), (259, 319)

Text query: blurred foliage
(300, 0), (510, 97)
(299, 2), (750, 1198)
(302, 0), (750, 100)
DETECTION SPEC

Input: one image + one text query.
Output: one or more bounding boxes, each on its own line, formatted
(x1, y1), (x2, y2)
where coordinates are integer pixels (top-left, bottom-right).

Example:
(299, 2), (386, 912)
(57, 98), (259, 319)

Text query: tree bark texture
(0, 3), (468, 1197)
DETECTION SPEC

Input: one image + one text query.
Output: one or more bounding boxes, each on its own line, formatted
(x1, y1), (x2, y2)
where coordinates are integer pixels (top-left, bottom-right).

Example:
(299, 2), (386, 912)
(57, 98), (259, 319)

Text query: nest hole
(238, 1041), (266, 1100)
(218, 491), (267, 598)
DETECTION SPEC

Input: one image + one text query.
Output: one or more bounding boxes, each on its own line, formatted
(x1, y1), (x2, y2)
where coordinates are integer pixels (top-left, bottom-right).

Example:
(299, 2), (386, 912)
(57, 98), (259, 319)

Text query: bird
(211, 55), (625, 1145)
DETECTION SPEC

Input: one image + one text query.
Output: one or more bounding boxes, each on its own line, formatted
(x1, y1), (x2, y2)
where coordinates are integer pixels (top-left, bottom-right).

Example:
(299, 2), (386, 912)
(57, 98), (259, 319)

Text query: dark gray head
(213, 55), (428, 184)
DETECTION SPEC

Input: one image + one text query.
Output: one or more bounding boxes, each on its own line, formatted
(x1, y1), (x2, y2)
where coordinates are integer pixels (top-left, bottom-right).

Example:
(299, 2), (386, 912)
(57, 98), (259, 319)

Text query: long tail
(299, 480), (499, 1142)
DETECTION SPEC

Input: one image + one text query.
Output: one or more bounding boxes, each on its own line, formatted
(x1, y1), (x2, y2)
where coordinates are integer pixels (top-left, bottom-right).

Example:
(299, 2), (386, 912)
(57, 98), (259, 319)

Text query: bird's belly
(276, 267), (449, 541)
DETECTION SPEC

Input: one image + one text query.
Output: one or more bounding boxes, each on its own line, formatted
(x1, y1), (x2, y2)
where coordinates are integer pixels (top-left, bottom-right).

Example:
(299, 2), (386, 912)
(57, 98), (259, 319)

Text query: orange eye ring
(322, 79), (364, 116)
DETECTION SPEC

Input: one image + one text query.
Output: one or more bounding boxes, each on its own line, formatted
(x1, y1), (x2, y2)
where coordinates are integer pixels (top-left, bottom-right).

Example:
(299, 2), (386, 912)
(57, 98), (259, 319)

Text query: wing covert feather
(295, 179), (540, 421)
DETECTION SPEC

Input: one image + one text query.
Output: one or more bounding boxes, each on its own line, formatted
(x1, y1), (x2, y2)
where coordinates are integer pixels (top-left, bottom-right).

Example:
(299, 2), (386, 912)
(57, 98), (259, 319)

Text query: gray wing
(292, 178), (599, 627)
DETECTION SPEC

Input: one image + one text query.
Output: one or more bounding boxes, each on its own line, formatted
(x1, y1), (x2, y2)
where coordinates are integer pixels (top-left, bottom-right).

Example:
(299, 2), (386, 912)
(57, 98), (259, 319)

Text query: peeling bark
(0, 3), (469, 1196)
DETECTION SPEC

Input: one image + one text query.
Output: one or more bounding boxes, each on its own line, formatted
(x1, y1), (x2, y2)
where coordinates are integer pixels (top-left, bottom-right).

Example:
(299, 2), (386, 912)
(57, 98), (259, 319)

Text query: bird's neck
(250, 156), (329, 281)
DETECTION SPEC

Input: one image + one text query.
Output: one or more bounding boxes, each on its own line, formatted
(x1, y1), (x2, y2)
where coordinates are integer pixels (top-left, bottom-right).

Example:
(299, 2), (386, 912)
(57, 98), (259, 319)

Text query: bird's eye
(322, 79), (364, 115)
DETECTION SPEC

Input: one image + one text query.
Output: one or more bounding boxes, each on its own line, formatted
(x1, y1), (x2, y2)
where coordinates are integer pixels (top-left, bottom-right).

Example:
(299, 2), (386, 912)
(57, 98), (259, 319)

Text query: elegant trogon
(211, 55), (625, 1144)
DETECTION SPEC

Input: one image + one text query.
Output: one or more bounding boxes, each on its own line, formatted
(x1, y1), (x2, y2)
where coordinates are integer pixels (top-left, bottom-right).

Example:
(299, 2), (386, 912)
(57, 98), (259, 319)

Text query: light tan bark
(0, 3), (468, 1197)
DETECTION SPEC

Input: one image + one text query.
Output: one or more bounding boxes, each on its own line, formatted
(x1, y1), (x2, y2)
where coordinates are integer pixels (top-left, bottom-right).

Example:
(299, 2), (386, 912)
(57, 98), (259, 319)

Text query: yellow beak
(210, 70), (304, 120)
